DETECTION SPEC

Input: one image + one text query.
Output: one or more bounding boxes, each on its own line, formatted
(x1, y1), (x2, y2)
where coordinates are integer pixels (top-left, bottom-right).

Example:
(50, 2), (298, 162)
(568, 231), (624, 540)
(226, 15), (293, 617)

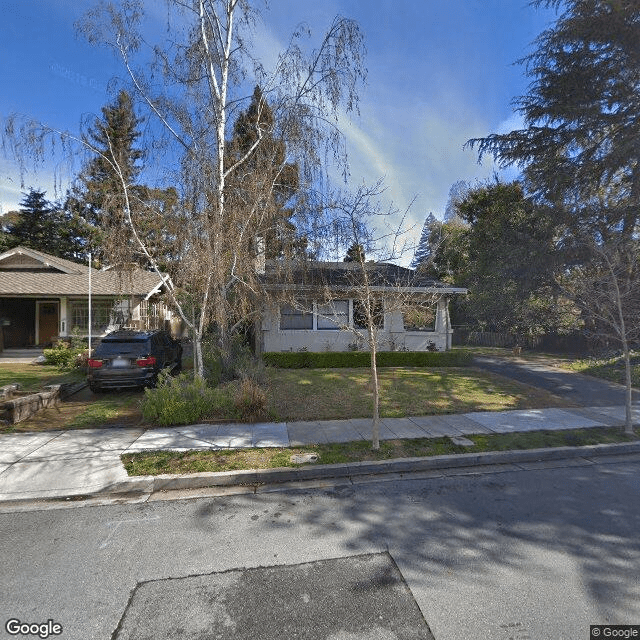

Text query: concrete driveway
(473, 355), (638, 406)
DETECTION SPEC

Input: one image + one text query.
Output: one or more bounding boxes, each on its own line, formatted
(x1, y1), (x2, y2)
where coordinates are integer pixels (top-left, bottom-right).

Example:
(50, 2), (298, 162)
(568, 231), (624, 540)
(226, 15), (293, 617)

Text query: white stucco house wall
(259, 260), (466, 353)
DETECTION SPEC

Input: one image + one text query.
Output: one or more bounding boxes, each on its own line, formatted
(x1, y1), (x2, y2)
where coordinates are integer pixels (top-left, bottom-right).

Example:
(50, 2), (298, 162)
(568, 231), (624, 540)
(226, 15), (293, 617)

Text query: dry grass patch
(2, 386), (142, 433)
(265, 366), (575, 421)
(122, 427), (638, 476)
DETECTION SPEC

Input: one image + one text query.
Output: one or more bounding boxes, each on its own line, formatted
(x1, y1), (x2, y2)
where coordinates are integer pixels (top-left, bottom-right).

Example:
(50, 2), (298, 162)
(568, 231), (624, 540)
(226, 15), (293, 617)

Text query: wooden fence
(453, 329), (590, 354)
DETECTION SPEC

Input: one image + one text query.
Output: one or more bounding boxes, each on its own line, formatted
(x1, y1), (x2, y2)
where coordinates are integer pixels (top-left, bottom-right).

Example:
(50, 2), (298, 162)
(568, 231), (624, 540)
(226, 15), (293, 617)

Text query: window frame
(353, 298), (384, 330)
(279, 302), (314, 330)
(69, 299), (117, 333)
(316, 299), (349, 330)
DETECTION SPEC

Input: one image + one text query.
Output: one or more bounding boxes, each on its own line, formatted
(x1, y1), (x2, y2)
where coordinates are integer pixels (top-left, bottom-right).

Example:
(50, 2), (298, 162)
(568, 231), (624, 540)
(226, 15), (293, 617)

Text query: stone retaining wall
(0, 384), (62, 424)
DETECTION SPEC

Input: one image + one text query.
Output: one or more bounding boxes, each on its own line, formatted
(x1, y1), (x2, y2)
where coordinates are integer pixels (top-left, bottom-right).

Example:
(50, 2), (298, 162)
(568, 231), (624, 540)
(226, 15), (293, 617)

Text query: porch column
(435, 297), (454, 351)
(59, 297), (68, 337)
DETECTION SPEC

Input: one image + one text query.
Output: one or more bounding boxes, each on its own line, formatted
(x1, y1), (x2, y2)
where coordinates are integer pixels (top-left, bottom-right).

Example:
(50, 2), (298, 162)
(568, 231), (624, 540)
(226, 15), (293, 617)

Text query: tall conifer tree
(67, 90), (144, 263)
(5, 188), (90, 260)
(225, 86), (303, 259)
(410, 212), (437, 269)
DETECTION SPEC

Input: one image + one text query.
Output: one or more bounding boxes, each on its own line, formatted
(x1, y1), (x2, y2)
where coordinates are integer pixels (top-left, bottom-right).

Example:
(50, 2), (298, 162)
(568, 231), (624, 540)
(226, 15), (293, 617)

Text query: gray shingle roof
(262, 260), (466, 293)
(0, 247), (167, 297)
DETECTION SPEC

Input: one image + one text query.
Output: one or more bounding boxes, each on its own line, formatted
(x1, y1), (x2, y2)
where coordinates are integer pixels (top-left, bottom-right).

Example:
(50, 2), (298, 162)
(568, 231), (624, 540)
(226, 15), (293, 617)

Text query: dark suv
(87, 330), (182, 392)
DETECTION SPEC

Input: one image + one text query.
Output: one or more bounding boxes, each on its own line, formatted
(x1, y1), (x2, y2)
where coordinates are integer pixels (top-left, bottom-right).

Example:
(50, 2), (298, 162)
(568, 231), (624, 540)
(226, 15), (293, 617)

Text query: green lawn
(121, 426), (638, 476)
(0, 363), (142, 433)
(0, 363), (84, 391)
(561, 354), (640, 387)
(1, 359), (577, 433)
(264, 366), (574, 422)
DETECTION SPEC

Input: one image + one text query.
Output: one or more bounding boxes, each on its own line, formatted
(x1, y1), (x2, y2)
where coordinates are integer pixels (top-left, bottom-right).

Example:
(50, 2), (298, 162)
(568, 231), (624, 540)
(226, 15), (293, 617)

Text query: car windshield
(93, 339), (151, 357)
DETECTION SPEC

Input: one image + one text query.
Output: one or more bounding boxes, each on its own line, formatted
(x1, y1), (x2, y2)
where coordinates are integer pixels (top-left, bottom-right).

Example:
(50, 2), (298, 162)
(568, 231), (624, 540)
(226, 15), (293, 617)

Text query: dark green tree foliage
(67, 90), (144, 262)
(0, 208), (20, 251)
(458, 181), (560, 334)
(344, 242), (365, 263)
(4, 188), (90, 260)
(410, 212), (437, 269)
(9, 189), (51, 251)
(424, 181), (572, 336)
(226, 86), (303, 259)
(468, 0), (640, 239)
(421, 218), (470, 284)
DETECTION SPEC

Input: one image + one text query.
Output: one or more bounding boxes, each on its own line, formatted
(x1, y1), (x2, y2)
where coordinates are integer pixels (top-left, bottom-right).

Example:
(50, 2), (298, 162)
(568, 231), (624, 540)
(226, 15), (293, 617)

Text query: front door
(37, 301), (59, 346)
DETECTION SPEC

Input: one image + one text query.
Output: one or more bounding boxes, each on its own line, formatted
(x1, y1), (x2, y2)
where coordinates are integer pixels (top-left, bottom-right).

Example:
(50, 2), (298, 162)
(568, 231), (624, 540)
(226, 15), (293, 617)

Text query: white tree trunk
(622, 341), (634, 436)
(369, 324), (380, 450)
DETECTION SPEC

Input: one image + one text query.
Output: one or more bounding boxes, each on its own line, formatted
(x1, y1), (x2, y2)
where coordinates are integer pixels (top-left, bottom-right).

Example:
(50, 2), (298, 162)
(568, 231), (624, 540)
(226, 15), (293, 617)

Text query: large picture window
(280, 303), (313, 330)
(353, 299), (384, 330)
(403, 306), (436, 331)
(317, 300), (349, 330)
(70, 299), (123, 333)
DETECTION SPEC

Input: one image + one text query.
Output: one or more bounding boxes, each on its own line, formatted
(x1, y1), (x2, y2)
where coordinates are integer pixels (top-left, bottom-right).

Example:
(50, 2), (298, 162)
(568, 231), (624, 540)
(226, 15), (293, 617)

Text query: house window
(403, 306), (436, 331)
(280, 303), (313, 330)
(317, 300), (349, 330)
(353, 298), (384, 330)
(70, 300), (116, 333)
(139, 299), (160, 319)
(139, 299), (162, 329)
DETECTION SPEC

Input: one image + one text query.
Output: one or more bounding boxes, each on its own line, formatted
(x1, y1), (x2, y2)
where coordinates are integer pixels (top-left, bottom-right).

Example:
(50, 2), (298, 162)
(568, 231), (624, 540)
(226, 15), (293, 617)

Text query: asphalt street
(1, 458), (639, 640)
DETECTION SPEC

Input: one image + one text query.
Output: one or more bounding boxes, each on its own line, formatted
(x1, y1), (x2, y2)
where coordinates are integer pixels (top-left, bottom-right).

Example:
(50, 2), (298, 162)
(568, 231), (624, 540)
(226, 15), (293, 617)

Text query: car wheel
(172, 360), (182, 375)
(89, 382), (101, 393)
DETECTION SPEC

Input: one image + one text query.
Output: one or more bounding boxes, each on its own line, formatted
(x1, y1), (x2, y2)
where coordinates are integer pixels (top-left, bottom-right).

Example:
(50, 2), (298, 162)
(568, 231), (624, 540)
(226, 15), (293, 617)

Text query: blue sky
(0, 0), (557, 251)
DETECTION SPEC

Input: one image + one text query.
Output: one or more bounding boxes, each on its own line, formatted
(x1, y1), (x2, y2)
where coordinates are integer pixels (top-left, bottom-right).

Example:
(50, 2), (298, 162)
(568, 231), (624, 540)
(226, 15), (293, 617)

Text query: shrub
(43, 340), (87, 370)
(233, 378), (268, 422)
(201, 333), (264, 384)
(141, 372), (234, 427)
(262, 350), (473, 369)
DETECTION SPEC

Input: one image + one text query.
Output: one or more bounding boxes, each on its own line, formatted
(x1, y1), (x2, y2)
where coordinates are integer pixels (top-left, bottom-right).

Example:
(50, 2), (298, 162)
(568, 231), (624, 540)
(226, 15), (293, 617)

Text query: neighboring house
(0, 246), (174, 348)
(259, 260), (466, 353)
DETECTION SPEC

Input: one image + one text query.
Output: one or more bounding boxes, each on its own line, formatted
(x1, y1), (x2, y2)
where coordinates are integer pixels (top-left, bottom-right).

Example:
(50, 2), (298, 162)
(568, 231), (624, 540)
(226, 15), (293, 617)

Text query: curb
(2, 441), (638, 507)
(114, 440), (640, 496)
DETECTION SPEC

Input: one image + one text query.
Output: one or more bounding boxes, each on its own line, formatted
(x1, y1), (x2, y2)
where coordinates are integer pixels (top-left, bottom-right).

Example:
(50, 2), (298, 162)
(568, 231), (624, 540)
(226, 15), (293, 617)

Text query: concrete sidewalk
(1, 404), (639, 504)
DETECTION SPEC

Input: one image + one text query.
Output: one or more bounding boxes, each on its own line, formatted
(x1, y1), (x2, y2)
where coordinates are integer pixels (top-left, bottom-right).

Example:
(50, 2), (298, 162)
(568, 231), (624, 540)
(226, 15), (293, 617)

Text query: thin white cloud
(496, 111), (525, 134)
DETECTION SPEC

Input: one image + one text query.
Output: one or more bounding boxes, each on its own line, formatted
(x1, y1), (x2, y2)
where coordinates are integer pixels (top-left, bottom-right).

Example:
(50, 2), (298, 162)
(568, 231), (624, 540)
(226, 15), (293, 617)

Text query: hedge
(262, 350), (473, 369)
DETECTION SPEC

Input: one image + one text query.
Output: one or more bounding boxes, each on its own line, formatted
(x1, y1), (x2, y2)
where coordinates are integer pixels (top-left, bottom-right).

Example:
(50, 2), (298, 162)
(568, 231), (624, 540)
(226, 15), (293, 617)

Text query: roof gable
(0, 247), (169, 297)
(0, 247), (88, 274)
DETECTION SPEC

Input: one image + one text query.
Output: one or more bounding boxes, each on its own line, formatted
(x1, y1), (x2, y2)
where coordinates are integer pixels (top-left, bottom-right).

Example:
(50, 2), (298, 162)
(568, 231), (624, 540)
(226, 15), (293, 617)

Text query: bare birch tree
(3, 0), (366, 379)
(561, 237), (640, 436)
(315, 182), (445, 449)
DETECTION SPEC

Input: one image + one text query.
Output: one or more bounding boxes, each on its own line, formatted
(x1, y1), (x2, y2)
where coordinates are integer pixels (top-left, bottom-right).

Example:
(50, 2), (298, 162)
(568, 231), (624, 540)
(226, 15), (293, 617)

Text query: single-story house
(0, 246), (174, 348)
(259, 260), (467, 353)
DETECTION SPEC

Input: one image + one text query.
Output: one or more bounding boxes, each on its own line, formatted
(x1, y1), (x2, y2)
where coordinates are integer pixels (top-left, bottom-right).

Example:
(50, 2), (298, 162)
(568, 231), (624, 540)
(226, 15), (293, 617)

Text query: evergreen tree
(8, 189), (52, 251)
(468, 0), (640, 240)
(421, 218), (470, 284)
(343, 242), (365, 263)
(455, 180), (565, 335)
(7, 190), (84, 259)
(225, 86), (304, 259)
(67, 90), (144, 263)
(410, 212), (437, 269)
(4, 189), (90, 260)
(443, 181), (470, 223)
